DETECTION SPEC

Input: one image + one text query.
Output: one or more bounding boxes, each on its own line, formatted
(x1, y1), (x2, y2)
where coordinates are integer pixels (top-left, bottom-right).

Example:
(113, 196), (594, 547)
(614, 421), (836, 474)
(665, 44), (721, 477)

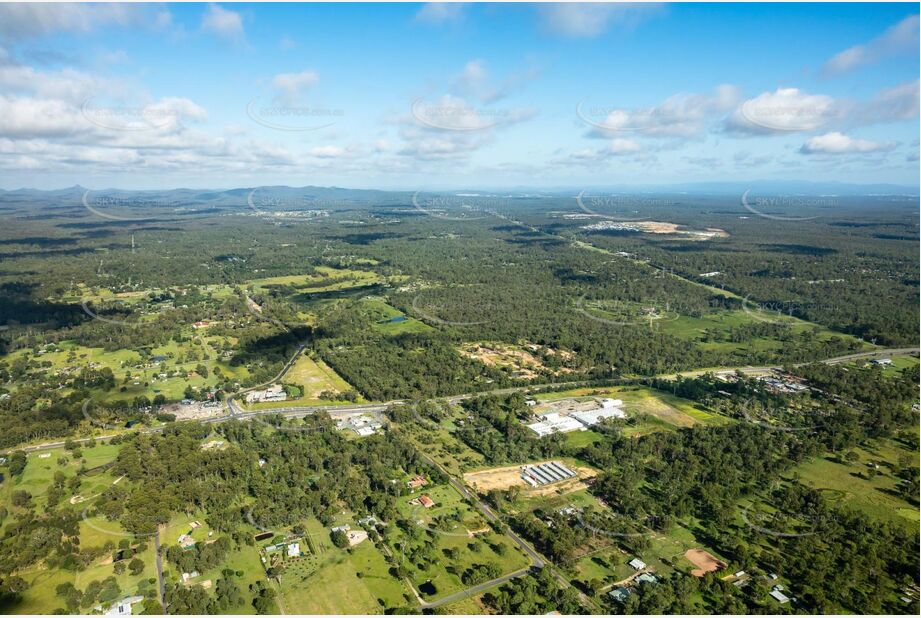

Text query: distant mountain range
(1, 180), (918, 199)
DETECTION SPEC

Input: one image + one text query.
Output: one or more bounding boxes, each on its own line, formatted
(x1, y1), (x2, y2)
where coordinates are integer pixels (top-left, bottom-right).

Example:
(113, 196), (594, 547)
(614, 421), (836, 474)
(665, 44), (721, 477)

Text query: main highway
(3, 347), (916, 456)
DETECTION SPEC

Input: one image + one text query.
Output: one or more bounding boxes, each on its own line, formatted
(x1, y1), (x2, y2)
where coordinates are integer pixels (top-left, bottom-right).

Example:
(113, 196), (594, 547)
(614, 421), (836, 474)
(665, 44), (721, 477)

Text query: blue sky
(0, 2), (918, 189)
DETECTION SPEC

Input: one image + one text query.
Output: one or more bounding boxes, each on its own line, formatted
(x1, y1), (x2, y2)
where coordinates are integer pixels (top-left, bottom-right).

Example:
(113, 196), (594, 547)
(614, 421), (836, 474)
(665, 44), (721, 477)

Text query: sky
(0, 2), (918, 190)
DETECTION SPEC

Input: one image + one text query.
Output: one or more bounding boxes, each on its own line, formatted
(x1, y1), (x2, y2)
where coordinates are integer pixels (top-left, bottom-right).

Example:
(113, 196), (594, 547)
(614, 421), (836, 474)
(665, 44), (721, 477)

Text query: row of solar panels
(521, 461), (577, 485)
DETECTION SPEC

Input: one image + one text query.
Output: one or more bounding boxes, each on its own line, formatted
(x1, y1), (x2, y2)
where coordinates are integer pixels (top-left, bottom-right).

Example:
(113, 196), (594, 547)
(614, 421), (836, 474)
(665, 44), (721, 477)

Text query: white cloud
(799, 132), (894, 155)
(271, 70), (319, 103)
(727, 88), (836, 134)
(202, 4), (245, 43)
(0, 3), (162, 41)
(0, 53), (302, 177)
(308, 145), (346, 158)
(822, 15), (919, 76)
(537, 3), (663, 38)
(452, 59), (540, 104)
(584, 85), (739, 137)
(609, 138), (642, 155)
(415, 3), (467, 26)
(853, 79), (920, 125)
(728, 80), (919, 135)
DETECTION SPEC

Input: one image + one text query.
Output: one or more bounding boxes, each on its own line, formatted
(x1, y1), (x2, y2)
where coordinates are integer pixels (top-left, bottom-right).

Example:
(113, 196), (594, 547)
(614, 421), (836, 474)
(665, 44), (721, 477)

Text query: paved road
(4, 347), (916, 456)
(422, 567), (533, 608)
(154, 529), (166, 609)
(657, 347), (919, 380)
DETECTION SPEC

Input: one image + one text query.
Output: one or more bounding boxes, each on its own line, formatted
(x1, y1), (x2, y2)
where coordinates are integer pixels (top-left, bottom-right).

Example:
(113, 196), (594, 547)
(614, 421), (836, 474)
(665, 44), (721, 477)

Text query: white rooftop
(572, 407), (626, 426)
(770, 590), (790, 604)
(527, 413), (586, 437)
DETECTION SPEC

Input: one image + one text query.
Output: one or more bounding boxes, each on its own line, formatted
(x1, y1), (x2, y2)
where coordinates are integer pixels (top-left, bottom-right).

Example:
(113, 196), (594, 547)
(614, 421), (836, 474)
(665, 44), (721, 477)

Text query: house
(407, 476), (427, 489)
(636, 573), (658, 585)
(331, 524), (350, 533)
(192, 321), (211, 329)
(609, 588), (631, 603)
(419, 495), (435, 508)
(178, 534), (196, 549)
(870, 358), (893, 366)
(629, 558), (646, 570)
(286, 542), (300, 557)
(100, 595), (144, 616)
(770, 589), (790, 604)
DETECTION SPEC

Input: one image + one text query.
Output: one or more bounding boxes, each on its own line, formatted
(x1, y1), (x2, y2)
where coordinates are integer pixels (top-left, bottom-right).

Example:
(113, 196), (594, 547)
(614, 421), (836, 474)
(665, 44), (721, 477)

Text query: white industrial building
(526, 413), (586, 437)
(246, 384), (287, 403)
(527, 398), (626, 436)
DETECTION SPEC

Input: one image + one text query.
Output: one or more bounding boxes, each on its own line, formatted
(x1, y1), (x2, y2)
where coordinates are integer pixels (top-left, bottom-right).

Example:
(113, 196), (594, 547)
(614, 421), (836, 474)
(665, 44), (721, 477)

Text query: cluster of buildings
(329, 524), (369, 545)
(526, 398), (626, 437)
(758, 376), (809, 395)
(245, 384), (287, 404)
(521, 461), (577, 487)
(609, 558), (659, 604)
(177, 520), (205, 548)
(336, 413), (383, 436)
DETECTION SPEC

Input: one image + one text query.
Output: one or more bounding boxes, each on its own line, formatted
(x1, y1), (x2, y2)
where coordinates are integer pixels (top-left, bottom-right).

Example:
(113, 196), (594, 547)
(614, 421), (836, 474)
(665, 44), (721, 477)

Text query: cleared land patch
(685, 548), (726, 577)
(464, 460), (598, 496)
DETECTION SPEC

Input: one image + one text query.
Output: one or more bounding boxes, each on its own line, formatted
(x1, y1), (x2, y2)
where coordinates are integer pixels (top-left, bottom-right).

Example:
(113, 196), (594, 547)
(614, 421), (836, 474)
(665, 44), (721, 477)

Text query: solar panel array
(521, 461), (577, 486)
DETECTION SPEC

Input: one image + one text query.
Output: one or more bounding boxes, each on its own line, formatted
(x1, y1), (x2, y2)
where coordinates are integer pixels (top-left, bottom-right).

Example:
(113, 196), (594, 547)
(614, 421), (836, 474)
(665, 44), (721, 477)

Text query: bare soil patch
(685, 548), (726, 577)
(464, 461), (598, 496)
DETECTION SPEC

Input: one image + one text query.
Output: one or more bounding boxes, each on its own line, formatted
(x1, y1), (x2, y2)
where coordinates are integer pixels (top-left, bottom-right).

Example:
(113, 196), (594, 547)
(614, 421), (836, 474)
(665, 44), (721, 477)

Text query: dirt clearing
(464, 461), (598, 496)
(685, 548), (726, 577)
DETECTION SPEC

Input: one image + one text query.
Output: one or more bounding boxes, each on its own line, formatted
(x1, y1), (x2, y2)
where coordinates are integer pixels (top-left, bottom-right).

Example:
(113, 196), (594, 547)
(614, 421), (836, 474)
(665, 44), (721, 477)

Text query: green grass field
(790, 437), (919, 529)
(384, 482), (531, 603)
(248, 266), (384, 293)
(248, 352), (365, 409)
(658, 307), (870, 354)
(363, 298), (433, 336)
(278, 537), (408, 614)
(1, 443), (159, 614)
(7, 334), (251, 407)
